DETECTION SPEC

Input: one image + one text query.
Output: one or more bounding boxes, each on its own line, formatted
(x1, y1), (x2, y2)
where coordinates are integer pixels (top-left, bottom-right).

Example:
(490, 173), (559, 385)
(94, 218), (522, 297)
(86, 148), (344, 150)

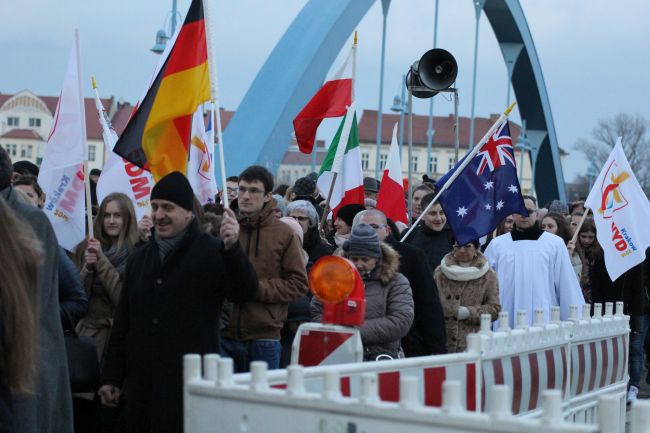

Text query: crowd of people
(1, 145), (648, 433)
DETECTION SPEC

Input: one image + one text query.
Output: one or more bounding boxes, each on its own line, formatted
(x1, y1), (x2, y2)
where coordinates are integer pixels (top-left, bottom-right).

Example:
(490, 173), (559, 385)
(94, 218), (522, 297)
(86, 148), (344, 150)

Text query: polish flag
(376, 123), (408, 224)
(293, 46), (353, 154)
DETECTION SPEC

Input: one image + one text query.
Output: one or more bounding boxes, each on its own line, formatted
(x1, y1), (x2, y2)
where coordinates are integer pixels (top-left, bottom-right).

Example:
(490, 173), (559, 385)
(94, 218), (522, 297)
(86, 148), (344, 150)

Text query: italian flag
(317, 103), (365, 218)
(293, 46), (353, 154)
(376, 123), (408, 224)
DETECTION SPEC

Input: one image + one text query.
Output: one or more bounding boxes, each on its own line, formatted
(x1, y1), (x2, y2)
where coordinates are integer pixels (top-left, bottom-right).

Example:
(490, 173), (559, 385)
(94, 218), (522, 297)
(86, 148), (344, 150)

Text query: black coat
(590, 252), (644, 321)
(386, 236), (447, 356)
(404, 224), (452, 272)
(101, 219), (258, 433)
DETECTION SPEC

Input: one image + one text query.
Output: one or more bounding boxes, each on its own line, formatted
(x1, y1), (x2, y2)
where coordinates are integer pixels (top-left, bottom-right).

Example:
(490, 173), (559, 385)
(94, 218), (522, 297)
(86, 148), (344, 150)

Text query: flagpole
(74, 29), (93, 238)
(203, 0), (229, 209)
(400, 101), (517, 242)
(320, 33), (358, 230)
(570, 207), (591, 244)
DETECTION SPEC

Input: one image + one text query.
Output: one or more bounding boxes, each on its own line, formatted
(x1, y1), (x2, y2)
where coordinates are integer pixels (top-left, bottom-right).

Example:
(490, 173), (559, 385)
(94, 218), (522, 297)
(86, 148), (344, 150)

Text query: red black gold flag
(114, 0), (211, 181)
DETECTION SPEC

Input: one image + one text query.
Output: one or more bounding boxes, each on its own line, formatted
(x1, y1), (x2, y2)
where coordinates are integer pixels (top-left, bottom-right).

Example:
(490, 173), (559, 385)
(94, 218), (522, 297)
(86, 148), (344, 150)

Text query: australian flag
(436, 121), (527, 245)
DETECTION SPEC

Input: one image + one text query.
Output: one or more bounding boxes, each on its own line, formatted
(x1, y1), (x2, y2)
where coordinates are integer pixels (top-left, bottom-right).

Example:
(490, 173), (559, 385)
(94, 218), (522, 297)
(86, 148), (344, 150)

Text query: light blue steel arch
(223, 0), (565, 203)
(221, 0), (374, 177)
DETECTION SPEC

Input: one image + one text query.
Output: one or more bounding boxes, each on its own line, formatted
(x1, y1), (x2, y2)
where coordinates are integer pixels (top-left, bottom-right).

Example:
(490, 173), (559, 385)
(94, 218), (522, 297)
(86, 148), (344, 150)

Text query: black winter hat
(343, 223), (381, 258)
(151, 171), (194, 210)
(336, 203), (365, 227)
(293, 177), (316, 196)
(12, 160), (39, 177)
(363, 177), (380, 193)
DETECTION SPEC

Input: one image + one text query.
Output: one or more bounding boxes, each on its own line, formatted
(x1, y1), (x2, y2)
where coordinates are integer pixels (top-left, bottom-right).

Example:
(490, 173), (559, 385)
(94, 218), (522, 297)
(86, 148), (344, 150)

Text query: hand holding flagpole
(400, 101), (517, 242)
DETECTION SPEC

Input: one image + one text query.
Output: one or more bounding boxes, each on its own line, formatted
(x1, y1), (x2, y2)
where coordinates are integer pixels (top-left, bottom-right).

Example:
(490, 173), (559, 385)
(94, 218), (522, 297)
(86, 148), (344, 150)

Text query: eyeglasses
(368, 224), (385, 230)
(238, 186), (265, 195)
(453, 244), (475, 250)
(226, 187), (238, 193)
(289, 215), (310, 222)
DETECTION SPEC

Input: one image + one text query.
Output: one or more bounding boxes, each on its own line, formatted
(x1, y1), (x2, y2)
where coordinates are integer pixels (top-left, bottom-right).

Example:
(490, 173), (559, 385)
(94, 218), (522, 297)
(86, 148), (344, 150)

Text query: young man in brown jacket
(221, 165), (309, 372)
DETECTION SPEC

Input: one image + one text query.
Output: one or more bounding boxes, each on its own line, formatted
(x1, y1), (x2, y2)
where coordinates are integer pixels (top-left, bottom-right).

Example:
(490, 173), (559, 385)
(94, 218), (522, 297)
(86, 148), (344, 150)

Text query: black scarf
(511, 224), (544, 241)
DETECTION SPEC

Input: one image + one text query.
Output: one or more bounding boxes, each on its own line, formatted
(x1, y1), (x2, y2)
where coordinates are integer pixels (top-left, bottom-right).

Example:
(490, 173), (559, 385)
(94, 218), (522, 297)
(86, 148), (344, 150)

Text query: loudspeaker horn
(418, 48), (458, 91)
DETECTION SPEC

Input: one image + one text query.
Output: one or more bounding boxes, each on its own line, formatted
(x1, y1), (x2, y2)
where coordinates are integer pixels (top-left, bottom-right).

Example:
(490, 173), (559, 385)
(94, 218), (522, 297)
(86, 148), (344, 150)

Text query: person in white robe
(485, 196), (585, 328)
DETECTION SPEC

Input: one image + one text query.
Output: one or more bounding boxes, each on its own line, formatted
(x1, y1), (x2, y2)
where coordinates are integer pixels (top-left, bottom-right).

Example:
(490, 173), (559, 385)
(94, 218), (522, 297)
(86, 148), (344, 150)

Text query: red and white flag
(187, 105), (218, 204)
(293, 46), (353, 154)
(93, 80), (153, 221)
(376, 123), (407, 224)
(38, 34), (88, 251)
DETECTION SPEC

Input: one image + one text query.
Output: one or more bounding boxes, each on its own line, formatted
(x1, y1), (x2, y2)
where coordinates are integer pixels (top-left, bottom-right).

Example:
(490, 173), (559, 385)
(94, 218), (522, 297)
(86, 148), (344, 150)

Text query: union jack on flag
(476, 121), (516, 175)
(435, 120), (527, 245)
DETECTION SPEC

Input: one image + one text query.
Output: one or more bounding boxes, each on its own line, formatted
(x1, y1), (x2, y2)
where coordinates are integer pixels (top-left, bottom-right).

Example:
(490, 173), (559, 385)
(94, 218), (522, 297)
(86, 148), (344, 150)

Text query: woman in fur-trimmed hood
(311, 224), (414, 361)
(434, 237), (500, 353)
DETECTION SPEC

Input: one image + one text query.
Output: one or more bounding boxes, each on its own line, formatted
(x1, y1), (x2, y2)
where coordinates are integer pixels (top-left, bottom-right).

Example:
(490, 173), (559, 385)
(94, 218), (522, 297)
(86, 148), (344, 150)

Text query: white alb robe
(485, 231), (585, 328)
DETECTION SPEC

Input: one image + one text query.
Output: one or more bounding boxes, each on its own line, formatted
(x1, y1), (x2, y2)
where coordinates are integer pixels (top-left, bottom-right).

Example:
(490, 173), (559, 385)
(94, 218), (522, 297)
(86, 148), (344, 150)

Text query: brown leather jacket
(222, 199), (309, 340)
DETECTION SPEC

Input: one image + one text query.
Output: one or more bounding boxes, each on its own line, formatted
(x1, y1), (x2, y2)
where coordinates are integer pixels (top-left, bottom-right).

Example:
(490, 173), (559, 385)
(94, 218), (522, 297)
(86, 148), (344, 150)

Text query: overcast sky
(2, 0), (649, 182)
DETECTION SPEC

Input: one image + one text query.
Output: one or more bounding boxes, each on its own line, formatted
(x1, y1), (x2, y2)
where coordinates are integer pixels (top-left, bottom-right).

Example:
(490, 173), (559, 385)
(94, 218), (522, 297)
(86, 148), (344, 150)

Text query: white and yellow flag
(585, 138), (650, 280)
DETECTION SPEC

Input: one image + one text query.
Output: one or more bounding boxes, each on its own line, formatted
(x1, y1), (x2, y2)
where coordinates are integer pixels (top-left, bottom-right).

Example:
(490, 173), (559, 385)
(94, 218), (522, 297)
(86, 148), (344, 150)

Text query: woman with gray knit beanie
(311, 223), (414, 361)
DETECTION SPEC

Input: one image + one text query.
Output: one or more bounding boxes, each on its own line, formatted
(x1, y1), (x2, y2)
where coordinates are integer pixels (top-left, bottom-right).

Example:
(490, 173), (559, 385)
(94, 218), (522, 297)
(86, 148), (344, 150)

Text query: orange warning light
(309, 256), (356, 304)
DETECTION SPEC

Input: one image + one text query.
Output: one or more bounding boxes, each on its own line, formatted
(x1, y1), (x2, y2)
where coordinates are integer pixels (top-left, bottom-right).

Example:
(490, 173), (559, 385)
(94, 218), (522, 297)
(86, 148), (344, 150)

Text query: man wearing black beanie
(99, 171), (258, 433)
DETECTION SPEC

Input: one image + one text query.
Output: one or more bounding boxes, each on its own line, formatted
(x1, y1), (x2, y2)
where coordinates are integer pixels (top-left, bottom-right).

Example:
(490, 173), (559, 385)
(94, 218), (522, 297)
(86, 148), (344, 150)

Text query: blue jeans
(629, 313), (650, 388)
(220, 338), (282, 373)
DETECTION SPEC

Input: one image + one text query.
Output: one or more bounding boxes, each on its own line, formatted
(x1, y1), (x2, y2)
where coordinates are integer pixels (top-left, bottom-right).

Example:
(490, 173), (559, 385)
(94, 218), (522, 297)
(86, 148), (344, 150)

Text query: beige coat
(77, 252), (123, 361)
(434, 252), (500, 353)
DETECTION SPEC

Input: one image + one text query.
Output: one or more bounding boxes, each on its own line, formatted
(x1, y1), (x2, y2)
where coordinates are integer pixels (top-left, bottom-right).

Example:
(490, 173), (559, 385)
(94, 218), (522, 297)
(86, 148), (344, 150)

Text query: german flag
(115, 0), (210, 181)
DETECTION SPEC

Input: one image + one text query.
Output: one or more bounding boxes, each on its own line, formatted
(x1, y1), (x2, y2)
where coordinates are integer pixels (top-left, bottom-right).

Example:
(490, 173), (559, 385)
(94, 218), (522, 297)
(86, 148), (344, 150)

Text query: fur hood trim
(334, 242), (400, 285)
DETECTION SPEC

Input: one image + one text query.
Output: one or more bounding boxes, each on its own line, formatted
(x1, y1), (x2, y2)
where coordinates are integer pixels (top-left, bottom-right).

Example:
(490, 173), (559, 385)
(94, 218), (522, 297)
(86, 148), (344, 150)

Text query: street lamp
(390, 76), (408, 160)
(150, 0), (180, 54)
(587, 162), (599, 190)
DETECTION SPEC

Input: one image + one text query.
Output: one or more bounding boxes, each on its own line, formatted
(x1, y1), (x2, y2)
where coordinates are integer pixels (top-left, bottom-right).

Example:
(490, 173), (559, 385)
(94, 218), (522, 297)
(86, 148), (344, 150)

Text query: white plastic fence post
(516, 310), (528, 329)
(183, 354), (201, 433)
(593, 303), (603, 318)
(442, 380), (462, 413)
(534, 308), (545, 327)
(604, 302), (614, 317)
(569, 305), (578, 321)
(323, 370), (341, 400)
(250, 361), (268, 391)
(480, 314), (492, 334)
(551, 306), (561, 323)
(597, 394), (622, 432)
(498, 312), (510, 331)
(217, 358), (234, 387)
(399, 377), (420, 409)
(489, 385), (512, 418)
(541, 389), (563, 424)
(615, 301), (625, 317)
(630, 400), (650, 433)
(582, 304), (592, 320)
(360, 373), (379, 404)
(287, 365), (305, 396)
(203, 354), (219, 382)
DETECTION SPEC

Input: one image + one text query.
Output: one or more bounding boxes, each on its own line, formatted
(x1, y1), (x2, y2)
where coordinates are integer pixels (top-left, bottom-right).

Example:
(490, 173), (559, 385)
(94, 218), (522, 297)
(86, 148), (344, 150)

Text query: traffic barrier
(183, 354), (649, 433)
(227, 302), (629, 429)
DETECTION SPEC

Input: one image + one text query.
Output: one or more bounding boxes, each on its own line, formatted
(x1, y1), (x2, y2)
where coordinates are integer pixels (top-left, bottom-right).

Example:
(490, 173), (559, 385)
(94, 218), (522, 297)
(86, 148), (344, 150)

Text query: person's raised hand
(98, 384), (121, 408)
(220, 208), (240, 251)
(138, 215), (153, 241)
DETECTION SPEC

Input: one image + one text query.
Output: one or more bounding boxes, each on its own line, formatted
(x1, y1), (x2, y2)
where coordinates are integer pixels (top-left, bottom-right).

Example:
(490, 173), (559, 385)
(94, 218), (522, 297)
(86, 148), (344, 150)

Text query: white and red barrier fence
(183, 302), (635, 432)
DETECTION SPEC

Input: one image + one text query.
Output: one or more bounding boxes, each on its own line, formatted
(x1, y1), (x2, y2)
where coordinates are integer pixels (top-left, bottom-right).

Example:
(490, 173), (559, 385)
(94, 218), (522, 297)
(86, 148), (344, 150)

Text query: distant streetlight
(587, 162), (599, 190)
(151, 0), (179, 55)
(390, 75), (408, 160)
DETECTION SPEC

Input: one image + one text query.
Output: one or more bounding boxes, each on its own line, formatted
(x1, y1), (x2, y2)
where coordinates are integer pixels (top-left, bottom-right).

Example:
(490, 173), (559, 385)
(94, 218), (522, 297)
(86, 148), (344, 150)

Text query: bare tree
(574, 113), (650, 188)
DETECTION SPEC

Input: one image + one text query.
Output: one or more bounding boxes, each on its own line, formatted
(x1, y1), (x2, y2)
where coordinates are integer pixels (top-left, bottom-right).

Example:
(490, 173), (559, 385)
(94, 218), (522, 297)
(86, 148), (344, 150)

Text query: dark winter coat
(590, 251), (644, 322)
(385, 235), (447, 356)
(58, 246), (88, 332)
(312, 244), (414, 360)
(222, 199), (309, 341)
(404, 223), (452, 272)
(1, 187), (73, 433)
(434, 252), (500, 353)
(101, 218), (258, 433)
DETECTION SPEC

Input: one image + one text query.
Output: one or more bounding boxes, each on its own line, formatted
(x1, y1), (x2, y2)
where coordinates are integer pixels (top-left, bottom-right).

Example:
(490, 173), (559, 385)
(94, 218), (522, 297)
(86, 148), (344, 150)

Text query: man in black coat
(355, 209), (447, 356)
(99, 172), (258, 433)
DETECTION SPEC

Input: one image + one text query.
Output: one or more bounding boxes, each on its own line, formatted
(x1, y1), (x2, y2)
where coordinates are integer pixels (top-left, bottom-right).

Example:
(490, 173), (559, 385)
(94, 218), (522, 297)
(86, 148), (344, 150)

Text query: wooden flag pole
(84, 160), (94, 238)
(400, 101), (517, 242)
(570, 207), (591, 244)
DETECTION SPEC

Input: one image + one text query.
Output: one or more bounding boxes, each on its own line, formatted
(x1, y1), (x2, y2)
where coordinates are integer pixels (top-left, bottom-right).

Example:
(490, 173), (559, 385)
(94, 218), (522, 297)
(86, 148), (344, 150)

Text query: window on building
(20, 145), (26, 158)
(361, 153), (369, 170)
(448, 157), (455, 170)
(429, 156), (438, 174)
(88, 144), (96, 162)
(28, 118), (41, 127)
(379, 154), (388, 170)
(7, 117), (19, 127)
(411, 155), (419, 173)
(5, 144), (17, 157)
(26, 145), (33, 158)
